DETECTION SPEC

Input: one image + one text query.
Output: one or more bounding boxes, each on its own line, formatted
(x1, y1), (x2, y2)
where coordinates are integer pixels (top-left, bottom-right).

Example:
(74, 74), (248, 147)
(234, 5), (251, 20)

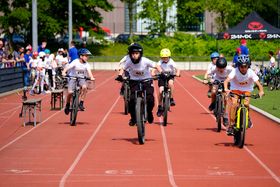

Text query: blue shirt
(240, 45), (249, 55)
(69, 47), (79, 63)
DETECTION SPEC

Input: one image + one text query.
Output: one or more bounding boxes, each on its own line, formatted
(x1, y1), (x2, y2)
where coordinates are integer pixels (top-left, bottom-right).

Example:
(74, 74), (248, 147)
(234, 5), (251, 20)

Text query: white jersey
(118, 55), (128, 69)
(123, 56), (155, 80)
(157, 58), (177, 75)
(228, 68), (259, 91)
(206, 62), (216, 78)
(68, 59), (91, 78)
(55, 55), (68, 67)
(29, 58), (38, 68)
(45, 56), (53, 70)
(209, 66), (233, 81)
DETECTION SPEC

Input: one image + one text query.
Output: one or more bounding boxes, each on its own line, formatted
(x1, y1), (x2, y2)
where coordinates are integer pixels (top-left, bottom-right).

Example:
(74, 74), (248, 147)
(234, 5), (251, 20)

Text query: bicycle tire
(215, 95), (222, 132)
(163, 92), (169, 126)
(123, 83), (129, 115)
(136, 97), (145, 144)
(238, 108), (247, 148)
(70, 92), (79, 126)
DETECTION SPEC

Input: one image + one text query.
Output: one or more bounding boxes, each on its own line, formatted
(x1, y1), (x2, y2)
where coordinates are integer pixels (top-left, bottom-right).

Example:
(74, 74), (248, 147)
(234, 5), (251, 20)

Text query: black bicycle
(229, 92), (260, 148)
(158, 73), (176, 126)
(66, 76), (91, 126)
(122, 79), (130, 115)
(212, 80), (225, 132)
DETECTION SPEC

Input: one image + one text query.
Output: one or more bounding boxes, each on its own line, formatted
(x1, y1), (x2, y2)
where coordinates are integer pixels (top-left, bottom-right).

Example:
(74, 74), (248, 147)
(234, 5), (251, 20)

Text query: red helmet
(32, 51), (38, 56)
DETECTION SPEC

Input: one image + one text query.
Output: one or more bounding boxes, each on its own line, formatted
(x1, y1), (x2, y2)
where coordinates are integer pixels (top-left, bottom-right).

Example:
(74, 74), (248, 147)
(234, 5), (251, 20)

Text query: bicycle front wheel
(215, 95), (223, 132)
(238, 108), (247, 148)
(123, 83), (129, 115)
(163, 92), (170, 126)
(70, 92), (79, 126)
(136, 97), (145, 144)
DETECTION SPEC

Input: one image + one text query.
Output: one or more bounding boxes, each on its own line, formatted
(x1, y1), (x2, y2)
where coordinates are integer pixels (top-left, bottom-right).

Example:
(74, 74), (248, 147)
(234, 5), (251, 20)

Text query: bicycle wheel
(237, 108), (247, 148)
(215, 95), (223, 132)
(136, 97), (145, 144)
(123, 83), (129, 115)
(70, 92), (79, 126)
(163, 92), (170, 126)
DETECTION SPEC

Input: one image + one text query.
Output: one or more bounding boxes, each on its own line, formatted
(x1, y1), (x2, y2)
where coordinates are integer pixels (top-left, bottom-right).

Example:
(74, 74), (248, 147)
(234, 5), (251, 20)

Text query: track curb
(192, 75), (280, 124)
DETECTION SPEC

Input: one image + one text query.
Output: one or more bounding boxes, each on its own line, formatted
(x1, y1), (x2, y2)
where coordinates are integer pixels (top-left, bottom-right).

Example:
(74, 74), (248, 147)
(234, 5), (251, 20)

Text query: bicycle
(123, 79), (130, 115)
(268, 68), (280, 91)
(65, 75), (91, 126)
(158, 73), (176, 126)
(229, 92), (260, 148)
(132, 78), (155, 144)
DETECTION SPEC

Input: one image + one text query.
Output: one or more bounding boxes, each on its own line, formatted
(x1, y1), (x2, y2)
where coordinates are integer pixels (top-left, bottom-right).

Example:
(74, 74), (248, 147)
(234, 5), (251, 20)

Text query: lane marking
(154, 85), (178, 187)
(176, 78), (280, 184)
(59, 96), (120, 187)
(0, 74), (115, 152)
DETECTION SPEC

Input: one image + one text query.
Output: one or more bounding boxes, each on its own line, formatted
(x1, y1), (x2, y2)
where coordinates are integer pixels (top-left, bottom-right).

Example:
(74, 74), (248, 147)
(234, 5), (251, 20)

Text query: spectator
(69, 41), (78, 63)
(0, 39), (6, 69)
(22, 48), (32, 88)
(38, 40), (47, 52)
(268, 51), (276, 69)
(276, 48), (280, 68)
(13, 46), (24, 67)
(240, 39), (249, 55)
(232, 48), (241, 67)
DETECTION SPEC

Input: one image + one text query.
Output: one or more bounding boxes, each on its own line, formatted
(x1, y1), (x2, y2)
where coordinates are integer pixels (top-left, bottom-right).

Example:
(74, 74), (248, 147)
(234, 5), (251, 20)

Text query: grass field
(194, 75), (280, 119)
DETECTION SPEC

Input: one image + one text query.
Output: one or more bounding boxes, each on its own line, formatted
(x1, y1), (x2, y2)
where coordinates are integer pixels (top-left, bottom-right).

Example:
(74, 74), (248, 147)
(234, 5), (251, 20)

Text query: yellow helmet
(160, 48), (171, 57)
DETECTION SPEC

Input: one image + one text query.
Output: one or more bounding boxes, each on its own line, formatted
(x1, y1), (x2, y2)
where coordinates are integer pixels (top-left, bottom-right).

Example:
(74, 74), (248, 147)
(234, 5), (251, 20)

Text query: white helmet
(39, 51), (46, 58)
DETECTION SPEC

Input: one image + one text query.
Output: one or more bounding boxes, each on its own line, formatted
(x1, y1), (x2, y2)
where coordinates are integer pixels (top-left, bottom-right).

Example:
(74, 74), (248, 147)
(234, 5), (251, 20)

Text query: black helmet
(128, 43), (143, 64)
(237, 55), (250, 67)
(78, 48), (92, 56)
(216, 57), (227, 68)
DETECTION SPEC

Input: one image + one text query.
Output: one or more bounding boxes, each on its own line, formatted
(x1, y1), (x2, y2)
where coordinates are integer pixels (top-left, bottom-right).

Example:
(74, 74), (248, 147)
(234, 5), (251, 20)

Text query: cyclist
(204, 52), (220, 98)
(203, 57), (233, 125)
(223, 55), (264, 135)
(115, 43), (163, 126)
(62, 48), (95, 114)
(155, 48), (180, 117)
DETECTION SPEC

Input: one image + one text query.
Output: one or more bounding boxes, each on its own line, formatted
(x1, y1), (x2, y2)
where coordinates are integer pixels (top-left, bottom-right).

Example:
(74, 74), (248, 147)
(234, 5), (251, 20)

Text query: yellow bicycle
(230, 92), (260, 148)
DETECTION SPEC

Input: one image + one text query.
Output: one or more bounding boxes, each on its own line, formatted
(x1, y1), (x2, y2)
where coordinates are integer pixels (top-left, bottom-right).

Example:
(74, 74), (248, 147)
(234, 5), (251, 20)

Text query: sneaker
(129, 119), (136, 126)
(64, 103), (70, 115)
(147, 112), (154, 124)
(226, 126), (234, 136)
(170, 98), (176, 106)
(223, 117), (229, 127)
(29, 90), (35, 96)
(157, 106), (163, 117)
(79, 102), (85, 111)
(248, 118), (253, 128)
(208, 102), (215, 111)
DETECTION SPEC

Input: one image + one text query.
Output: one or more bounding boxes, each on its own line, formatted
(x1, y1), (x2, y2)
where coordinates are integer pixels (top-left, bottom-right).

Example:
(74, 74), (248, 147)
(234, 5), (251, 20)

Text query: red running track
(0, 70), (279, 187)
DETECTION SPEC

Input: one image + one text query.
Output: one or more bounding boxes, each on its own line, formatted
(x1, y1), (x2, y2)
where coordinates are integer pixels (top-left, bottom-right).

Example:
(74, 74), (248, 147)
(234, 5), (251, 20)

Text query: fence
(0, 67), (23, 94)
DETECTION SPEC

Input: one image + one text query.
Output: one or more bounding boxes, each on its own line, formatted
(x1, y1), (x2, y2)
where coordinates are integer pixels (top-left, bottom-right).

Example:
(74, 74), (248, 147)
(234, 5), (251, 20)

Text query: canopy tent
(217, 11), (280, 40)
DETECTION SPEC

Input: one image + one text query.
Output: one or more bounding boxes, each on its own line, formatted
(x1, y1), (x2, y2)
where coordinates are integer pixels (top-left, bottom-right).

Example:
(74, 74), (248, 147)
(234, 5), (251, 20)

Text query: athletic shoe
(223, 117), (229, 126)
(157, 106), (163, 117)
(248, 118), (253, 128)
(79, 102), (85, 111)
(129, 119), (136, 126)
(208, 102), (215, 111)
(147, 112), (154, 124)
(170, 98), (176, 106)
(226, 126), (234, 136)
(64, 103), (70, 115)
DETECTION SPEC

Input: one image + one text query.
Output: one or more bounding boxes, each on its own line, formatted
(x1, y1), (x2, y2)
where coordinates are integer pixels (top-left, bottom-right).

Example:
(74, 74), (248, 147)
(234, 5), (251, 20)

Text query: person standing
(69, 41), (79, 63)
(240, 39), (249, 55)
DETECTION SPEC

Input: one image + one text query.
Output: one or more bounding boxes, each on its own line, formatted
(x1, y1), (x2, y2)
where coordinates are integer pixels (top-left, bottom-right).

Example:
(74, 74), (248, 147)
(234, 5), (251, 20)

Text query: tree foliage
(120, 0), (137, 37)
(0, 0), (113, 43)
(137, 0), (175, 34)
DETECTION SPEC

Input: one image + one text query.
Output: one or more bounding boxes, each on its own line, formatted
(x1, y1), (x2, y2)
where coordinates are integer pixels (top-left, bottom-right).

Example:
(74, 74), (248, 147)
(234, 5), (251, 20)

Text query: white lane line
(154, 85), (178, 187)
(59, 96), (120, 187)
(0, 75), (115, 152)
(176, 78), (280, 184)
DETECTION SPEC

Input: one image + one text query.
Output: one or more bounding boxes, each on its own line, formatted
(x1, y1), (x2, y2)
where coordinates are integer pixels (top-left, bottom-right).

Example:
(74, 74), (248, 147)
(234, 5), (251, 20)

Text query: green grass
(194, 75), (280, 119)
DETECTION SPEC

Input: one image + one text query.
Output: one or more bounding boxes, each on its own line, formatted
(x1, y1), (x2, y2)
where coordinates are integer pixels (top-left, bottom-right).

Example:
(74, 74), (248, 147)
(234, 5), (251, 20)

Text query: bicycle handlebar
(65, 75), (91, 81)
(229, 92), (260, 99)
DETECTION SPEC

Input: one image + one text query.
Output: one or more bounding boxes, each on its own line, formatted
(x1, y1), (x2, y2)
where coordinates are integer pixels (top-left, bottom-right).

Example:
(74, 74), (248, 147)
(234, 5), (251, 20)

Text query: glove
(115, 75), (124, 82)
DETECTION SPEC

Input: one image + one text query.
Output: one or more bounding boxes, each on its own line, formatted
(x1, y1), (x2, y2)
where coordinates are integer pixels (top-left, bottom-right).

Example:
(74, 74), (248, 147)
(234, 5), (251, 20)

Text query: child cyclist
(224, 55), (264, 135)
(203, 57), (233, 126)
(62, 48), (95, 114)
(204, 52), (220, 98)
(156, 48), (180, 117)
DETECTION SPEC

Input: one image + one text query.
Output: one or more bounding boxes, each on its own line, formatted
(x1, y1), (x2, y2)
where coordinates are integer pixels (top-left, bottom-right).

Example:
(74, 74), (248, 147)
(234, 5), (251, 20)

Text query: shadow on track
(112, 138), (156, 145)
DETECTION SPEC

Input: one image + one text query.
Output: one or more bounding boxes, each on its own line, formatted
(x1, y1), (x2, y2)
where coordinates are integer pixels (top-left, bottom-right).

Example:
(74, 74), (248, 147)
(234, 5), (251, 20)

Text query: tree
(0, 0), (113, 44)
(137, 0), (175, 35)
(120, 0), (137, 37)
(177, 0), (205, 32)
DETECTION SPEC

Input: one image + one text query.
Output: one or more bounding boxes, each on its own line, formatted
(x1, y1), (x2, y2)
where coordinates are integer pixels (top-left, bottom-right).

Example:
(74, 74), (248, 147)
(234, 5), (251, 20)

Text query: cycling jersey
(228, 68), (259, 91)
(157, 58), (177, 74)
(209, 66), (233, 82)
(206, 62), (216, 78)
(123, 56), (155, 80)
(68, 59), (91, 78)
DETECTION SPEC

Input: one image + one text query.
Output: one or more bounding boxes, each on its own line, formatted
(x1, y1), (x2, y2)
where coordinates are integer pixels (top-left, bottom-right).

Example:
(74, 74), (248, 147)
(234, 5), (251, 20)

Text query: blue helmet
(210, 52), (219, 60)
(237, 55), (250, 67)
(78, 48), (92, 56)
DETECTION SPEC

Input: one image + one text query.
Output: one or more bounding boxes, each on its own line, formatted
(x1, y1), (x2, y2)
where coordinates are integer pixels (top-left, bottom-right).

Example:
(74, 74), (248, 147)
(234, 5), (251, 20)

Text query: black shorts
(158, 77), (174, 87)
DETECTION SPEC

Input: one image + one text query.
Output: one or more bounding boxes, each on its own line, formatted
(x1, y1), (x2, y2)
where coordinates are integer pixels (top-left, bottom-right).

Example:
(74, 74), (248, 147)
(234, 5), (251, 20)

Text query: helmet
(39, 51), (46, 58)
(128, 43), (143, 64)
(216, 57), (227, 68)
(237, 55), (250, 67)
(44, 49), (50, 54)
(210, 52), (219, 60)
(78, 48), (92, 56)
(32, 51), (38, 56)
(160, 48), (171, 57)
